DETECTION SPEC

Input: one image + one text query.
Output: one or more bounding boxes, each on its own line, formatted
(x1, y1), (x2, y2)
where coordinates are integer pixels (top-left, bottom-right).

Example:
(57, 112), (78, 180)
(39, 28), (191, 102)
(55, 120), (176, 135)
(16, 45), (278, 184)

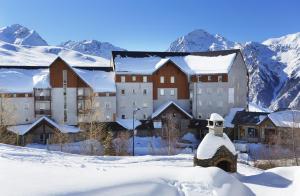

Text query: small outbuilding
(194, 113), (237, 172)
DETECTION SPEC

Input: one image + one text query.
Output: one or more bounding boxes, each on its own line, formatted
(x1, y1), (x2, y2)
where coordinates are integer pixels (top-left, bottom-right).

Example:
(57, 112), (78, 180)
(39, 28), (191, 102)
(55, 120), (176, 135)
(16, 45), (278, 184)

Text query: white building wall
(191, 52), (248, 119)
(116, 83), (153, 120)
(51, 88), (78, 125)
(154, 88), (190, 112)
(94, 96), (116, 122)
(51, 88), (64, 124)
(0, 97), (34, 125)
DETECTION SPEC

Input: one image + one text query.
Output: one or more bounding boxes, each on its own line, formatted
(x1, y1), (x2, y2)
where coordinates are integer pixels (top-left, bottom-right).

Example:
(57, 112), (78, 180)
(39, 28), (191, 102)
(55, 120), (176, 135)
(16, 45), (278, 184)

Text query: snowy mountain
(0, 40), (110, 67)
(167, 29), (240, 52)
(0, 24), (48, 46)
(60, 40), (125, 59)
(168, 30), (300, 110)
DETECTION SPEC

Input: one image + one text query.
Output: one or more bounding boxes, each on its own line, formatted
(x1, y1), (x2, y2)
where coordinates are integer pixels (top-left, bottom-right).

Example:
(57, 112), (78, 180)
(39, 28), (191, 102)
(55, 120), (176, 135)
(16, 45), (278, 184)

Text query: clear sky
(0, 0), (299, 51)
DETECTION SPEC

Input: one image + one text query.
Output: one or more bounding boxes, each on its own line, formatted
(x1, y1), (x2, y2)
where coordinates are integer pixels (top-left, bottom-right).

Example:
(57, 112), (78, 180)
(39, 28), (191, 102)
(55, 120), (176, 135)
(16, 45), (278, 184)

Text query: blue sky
(0, 0), (299, 50)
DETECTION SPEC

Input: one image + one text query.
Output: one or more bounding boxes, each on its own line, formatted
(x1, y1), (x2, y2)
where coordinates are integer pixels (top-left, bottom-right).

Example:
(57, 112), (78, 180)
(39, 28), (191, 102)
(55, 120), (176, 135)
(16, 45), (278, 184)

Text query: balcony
(35, 109), (51, 115)
(35, 96), (51, 101)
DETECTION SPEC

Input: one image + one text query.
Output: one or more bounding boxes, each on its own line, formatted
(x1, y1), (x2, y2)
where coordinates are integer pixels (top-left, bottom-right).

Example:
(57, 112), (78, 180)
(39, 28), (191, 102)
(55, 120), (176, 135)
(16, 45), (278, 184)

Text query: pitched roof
(7, 116), (80, 135)
(113, 50), (237, 75)
(267, 110), (300, 128)
(151, 101), (193, 119)
(231, 111), (269, 126)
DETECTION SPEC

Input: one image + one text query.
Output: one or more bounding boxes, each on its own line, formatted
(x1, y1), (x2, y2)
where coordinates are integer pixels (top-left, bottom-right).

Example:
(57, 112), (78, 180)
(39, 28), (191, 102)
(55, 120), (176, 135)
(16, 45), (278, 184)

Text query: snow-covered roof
(114, 53), (236, 75)
(224, 108), (245, 128)
(151, 101), (193, 119)
(267, 110), (300, 128)
(196, 132), (236, 159)
(0, 68), (50, 93)
(7, 116), (80, 135)
(116, 118), (141, 130)
(73, 68), (116, 93)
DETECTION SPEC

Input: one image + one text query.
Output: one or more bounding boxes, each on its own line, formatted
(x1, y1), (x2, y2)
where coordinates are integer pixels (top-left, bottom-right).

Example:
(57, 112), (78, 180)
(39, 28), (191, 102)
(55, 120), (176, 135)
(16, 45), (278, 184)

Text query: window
(25, 94), (28, 97)
(105, 102), (111, 109)
(106, 92), (110, 97)
(208, 121), (214, 126)
(132, 76), (136, 81)
(248, 128), (258, 138)
(198, 113), (202, 119)
(24, 103), (29, 110)
(143, 76), (147, 83)
(218, 75), (222, 82)
(170, 76), (175, 83)
(143, 89), (147, 95)
(121, 89), (125, 95)
(208, 75), (212, 81)
(13, 94), (16, 98)
(63, 70), (67, 85)
(228, 88), (234, 104)
(198, 88), (202, 94)
(121, 114), (126, 119)
(121, 76), (126, 83)
(198, 76), (202, 82)
(198, 100), (202, 106)
(78, 88), (84, 96)
(160, 76), (165, 83)
(160, 89), (165, 96)
(170, 89), (175, 96)
(40, 103), (46, 110)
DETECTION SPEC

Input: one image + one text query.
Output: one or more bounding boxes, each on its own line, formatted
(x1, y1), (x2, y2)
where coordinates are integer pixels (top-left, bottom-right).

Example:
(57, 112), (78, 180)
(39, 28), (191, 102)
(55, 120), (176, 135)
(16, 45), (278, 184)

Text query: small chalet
(231, 110), (300, 144)
(194, 113), (237, 173)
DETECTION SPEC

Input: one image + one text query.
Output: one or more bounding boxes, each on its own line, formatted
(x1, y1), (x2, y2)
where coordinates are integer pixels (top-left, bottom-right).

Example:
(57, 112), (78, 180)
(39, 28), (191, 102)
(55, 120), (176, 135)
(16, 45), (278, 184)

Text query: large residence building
(0, 49), (248, 144)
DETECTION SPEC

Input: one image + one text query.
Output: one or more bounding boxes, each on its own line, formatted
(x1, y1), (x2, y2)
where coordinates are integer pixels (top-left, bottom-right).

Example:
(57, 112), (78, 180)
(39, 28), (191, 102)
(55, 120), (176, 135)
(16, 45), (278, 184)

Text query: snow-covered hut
(194, 113), (237, 172)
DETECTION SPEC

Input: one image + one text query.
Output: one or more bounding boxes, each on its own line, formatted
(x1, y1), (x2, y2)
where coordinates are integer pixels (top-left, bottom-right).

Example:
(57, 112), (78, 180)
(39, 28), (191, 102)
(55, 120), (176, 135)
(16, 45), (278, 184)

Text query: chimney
(207, 113), (224, 137)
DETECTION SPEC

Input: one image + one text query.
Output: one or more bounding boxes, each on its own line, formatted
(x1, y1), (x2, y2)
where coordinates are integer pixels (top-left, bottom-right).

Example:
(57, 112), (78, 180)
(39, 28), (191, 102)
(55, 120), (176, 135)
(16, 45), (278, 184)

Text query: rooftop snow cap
(207, 113), (224, 137)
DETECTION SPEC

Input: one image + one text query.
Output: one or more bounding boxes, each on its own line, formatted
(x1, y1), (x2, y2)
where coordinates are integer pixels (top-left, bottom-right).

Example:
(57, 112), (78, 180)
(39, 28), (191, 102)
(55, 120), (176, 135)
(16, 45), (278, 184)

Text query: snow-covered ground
(0, 144), (299, 196)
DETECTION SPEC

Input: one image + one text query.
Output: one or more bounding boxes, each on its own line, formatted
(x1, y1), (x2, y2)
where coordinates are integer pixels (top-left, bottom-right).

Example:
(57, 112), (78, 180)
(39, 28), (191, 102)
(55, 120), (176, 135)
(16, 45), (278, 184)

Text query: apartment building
(0, 49), (248, 143)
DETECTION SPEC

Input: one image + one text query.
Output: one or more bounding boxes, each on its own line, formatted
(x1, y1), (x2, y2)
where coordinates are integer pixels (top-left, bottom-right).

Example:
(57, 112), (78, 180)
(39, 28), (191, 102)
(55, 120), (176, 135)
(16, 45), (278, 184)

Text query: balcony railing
(35, 109), (51, 115)
(35, 96), (51, 101)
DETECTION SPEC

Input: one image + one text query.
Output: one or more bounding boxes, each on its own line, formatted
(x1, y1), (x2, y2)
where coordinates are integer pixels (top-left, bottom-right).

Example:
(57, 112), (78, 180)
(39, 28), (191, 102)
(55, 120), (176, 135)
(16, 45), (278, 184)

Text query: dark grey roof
(112, 49), (241, 59)
(232, 111), (270, 125)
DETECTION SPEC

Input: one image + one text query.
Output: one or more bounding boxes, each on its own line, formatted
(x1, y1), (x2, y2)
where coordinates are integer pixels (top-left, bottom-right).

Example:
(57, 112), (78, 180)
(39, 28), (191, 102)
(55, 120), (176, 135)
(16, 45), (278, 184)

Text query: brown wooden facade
(49, 57), (89, 88)
(152, 61), (189, 100)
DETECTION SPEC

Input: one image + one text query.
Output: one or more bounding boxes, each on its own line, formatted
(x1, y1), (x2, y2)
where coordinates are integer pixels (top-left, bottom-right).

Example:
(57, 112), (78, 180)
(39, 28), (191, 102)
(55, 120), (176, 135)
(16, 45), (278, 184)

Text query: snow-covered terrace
(114, 53), (237, 75)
